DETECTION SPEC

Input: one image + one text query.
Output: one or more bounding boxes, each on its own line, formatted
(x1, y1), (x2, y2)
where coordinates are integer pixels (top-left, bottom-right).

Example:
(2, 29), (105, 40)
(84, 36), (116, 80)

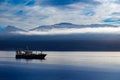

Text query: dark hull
(16, 54), (47, 59)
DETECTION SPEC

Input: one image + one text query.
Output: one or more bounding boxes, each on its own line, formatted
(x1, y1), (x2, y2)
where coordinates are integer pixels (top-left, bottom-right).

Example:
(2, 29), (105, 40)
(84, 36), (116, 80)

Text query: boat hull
(16, 54), (47, 59)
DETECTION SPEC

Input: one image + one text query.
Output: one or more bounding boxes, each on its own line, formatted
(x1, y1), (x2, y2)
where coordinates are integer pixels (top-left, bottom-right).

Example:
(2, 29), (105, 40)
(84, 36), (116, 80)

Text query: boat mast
(26, 46), (29, 51)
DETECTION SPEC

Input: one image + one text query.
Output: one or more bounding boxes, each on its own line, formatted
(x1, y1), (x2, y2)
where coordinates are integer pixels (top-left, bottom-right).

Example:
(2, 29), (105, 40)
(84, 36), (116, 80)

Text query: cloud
(13, 27), (120, 35)
(109, 0), (120, 4)
(112, 12), (120, 16)
(0, 1), (99, 29)
(1, 0), (120, 30)
(81, 9), (95, 16)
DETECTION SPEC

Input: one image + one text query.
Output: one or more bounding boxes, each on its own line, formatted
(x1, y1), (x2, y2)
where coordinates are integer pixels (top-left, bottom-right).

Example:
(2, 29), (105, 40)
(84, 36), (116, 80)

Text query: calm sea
(0, 51), (120, 80)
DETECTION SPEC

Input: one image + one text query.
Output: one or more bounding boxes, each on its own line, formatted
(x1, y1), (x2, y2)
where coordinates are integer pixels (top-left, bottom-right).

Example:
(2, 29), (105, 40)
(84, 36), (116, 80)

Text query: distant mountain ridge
(0, 25), (24, 32)
(30, 23), (118, 31)
(0, 25), (25, 36)
(30, 23), (78, 31)
(0, 23), (118, 33)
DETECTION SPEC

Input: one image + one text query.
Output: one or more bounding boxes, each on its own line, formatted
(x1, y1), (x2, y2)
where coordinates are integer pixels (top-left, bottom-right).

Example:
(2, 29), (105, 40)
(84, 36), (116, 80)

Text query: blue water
(1, 51), (120, 80)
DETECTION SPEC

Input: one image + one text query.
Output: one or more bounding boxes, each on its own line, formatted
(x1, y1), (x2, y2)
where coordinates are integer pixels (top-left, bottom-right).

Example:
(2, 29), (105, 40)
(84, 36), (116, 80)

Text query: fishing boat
(15, 48), (47, 59)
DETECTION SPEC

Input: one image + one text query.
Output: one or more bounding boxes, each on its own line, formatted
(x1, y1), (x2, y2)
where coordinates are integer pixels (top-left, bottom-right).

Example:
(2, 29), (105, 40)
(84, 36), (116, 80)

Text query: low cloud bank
(12, 27), (120, 35)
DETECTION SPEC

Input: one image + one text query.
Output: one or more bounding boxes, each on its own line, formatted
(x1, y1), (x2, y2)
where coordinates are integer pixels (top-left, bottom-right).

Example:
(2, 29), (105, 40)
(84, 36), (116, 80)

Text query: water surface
(0, 51), (120, 80)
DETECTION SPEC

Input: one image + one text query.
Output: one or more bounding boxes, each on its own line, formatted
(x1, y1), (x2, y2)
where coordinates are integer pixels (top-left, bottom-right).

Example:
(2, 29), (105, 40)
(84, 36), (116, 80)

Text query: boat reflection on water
(15, 58), (46, 61)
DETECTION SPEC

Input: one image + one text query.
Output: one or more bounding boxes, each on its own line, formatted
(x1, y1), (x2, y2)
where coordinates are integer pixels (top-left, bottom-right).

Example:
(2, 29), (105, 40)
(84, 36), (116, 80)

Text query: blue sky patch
(0, 26), (5, 31)
(0, 0), (101, 6)
(7, 0), (28, 5)
(26, 0), (35, 6)
(40, 0), (101, 7)
(40, 0), (79, 6)
(82, 10), (95, 16)
(103, 18), (120, 24)
(0, 0), (5, 3)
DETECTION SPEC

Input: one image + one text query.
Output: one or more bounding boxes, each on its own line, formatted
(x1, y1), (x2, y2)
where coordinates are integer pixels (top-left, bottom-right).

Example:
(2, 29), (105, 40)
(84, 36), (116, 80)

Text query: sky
(0, 0), (120, 30)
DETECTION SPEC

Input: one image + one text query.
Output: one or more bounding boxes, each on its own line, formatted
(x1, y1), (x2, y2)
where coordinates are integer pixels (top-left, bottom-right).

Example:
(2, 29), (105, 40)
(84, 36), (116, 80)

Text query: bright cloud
(13, 27), (120, 35)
